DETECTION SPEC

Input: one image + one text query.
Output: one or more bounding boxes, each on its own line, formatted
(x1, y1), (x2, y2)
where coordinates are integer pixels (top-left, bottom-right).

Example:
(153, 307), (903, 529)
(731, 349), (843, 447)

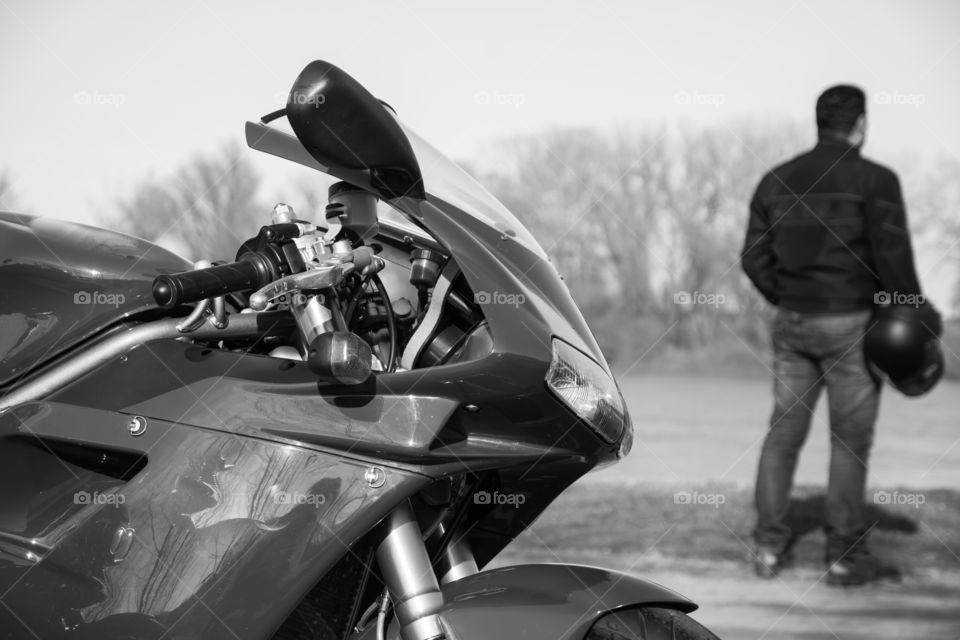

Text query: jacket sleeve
(741, 177), (779, 305)
(865, 169), (923, 297)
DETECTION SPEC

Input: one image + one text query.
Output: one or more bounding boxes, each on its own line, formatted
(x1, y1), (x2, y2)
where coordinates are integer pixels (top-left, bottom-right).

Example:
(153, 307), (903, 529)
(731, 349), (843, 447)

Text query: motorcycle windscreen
(245, 118), (605, 366)
(245, 117), (547, 260)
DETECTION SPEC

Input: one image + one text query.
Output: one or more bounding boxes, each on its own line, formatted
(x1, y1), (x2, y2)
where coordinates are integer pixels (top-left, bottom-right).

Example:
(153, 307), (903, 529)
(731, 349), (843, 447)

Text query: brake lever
(248, 263), (352, 311)
(248, 246), (386, 311)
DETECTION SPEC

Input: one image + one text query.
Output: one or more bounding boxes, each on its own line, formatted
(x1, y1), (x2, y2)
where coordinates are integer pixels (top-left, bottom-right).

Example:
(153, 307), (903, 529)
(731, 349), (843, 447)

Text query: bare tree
(474, 126), (667, 319)
(662, 120), (807, 346)
(107, 143), (266, 261)
(0, 171), (21, 211)
(475, 119), (807, 358)
(904, 154), (960, 312)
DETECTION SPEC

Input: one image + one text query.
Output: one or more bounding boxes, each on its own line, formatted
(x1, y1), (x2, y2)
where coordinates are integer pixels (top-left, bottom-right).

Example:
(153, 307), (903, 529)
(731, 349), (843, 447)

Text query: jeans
(754, 309), (880, 560)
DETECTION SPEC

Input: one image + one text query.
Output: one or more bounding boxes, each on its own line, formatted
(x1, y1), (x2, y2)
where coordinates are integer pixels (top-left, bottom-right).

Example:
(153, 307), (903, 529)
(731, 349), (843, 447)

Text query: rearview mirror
(286, 60), (425, 200)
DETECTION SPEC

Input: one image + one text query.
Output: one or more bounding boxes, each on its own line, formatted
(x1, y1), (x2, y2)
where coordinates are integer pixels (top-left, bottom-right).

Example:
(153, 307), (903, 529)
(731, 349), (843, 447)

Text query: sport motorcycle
(0, 60), (720, 640)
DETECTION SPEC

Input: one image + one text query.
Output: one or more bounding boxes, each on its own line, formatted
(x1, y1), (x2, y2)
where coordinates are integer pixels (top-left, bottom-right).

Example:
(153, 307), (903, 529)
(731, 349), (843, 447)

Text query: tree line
(5, 119), (956, 372)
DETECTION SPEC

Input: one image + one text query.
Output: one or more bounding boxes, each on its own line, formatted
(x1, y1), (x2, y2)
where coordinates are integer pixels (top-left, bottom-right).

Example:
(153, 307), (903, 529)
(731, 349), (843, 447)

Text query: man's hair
(816, 85), (866, 135)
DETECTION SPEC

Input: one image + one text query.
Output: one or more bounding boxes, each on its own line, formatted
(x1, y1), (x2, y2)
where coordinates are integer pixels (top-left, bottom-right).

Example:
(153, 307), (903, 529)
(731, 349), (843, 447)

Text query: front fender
(371, 563), (696, 640)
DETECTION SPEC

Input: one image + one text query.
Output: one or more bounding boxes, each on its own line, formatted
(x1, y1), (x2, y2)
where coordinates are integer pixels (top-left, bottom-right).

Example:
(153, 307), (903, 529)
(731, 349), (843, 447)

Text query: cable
(376, 589), (391, 640)
(343, 274), (397, 373)
(371, 273), (398, 372)
(344, 274), (371, 325)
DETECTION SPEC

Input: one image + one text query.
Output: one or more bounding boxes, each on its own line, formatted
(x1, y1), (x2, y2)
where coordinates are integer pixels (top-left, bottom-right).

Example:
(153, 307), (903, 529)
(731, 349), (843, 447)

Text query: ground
(497, 374), (960, 639)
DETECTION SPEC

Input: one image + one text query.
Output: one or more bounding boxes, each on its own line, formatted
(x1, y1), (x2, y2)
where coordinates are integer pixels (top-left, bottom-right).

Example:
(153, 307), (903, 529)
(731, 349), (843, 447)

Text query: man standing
(741, 85), (930, 586)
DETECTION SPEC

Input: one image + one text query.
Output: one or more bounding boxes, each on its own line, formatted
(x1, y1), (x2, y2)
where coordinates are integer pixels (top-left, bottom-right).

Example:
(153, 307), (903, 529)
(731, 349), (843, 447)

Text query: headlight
(545, 338), (630, 446)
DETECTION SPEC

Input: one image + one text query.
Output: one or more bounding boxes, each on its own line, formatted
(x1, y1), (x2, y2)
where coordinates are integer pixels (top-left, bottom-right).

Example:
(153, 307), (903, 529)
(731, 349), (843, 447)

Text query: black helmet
(864, 304), (944, 397)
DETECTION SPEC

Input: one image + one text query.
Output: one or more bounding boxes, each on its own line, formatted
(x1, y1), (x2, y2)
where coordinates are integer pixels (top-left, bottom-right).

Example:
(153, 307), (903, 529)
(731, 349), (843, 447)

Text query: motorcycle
(0, 60), (720, 640)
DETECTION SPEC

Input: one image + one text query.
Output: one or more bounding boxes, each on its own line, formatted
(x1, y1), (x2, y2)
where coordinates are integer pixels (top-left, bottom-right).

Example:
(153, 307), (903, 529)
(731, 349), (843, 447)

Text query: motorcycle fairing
(47, 324), (610, 568)
(0, 401), (432, 640)
(0, 212), (191, 388)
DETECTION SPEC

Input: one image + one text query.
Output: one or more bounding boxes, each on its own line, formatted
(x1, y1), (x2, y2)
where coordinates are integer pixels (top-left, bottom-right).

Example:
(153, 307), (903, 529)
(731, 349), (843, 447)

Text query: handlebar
(152, 256), (274, 309)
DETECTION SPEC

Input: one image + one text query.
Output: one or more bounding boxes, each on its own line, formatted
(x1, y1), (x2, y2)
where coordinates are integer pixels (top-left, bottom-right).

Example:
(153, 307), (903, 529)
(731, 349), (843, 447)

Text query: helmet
(864, 304), (944, 397)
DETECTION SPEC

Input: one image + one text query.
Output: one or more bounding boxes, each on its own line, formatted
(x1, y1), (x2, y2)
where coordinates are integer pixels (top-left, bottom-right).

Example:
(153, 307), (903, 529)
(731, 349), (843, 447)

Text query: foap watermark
(74, 90), (126, 108)
(74, 291), (125, 307)
(874, 291), (925, 308)
(874, 490), (925, 508)
(674, 290), (725, 308)
(75, 490), (125, 506)
(276, 292), (314, 307)
(474, 90), (526, 108)
(673, 490), (726, 508)
(272, 489), (327, 506)
(474, 291), (525, 308)
(279, 90), (326, 108)
(673, 90), (726, 108)
(474, 490), (526, 508)
(874, 91), (926, 108)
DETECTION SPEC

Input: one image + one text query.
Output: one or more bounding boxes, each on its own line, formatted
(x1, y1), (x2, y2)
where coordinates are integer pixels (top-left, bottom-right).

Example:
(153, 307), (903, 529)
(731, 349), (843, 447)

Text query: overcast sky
(2, 0), (958, 227)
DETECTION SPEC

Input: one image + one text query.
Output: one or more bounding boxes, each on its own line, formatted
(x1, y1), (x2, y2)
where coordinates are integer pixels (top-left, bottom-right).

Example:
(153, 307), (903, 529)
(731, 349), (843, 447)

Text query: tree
(0, 171), (21, 211)
(905, 154), (960, 313)
(472, 126), (667, 318)
(660, 120), (807, 346)
(108, 143), (267, 262)
(473, 119), (807, 359)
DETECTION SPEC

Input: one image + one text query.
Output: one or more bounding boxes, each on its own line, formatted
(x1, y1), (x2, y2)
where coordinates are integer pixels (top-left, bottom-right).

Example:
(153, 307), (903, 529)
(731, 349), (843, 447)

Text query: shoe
(826, 548), (901, 587)
(754, 545), (787, 578)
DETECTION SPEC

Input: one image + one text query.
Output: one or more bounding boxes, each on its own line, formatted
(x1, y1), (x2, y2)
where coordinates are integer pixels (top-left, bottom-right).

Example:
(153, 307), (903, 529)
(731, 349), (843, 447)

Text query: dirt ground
(502, 374), (960, 640)
(588, 373), (960, 490)
(662, 563), (960, 640)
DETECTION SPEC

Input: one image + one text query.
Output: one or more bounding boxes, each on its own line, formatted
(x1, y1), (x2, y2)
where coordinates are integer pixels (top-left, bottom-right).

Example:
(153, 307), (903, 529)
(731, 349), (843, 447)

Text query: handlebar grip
(152, 259), (269, 309)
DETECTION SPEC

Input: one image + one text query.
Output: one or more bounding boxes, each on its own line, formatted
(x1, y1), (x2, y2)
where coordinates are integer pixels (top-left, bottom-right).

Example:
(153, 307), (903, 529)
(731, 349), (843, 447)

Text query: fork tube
(376, 501), (445, 640)
(439, 527), (478, 585)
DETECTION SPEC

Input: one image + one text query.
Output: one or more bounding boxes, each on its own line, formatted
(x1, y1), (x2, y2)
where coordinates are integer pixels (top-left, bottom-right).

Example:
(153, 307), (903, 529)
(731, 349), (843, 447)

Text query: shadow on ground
(783, 492), (920, 562)
(778, 489), (950, 572)
(786, 493), (918, 538)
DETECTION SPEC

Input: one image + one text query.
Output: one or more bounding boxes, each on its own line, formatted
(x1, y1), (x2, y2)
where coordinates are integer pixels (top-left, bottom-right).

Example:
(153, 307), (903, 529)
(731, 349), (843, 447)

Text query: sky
(3, 0), (958, 218)
(2, 0), (959, 302)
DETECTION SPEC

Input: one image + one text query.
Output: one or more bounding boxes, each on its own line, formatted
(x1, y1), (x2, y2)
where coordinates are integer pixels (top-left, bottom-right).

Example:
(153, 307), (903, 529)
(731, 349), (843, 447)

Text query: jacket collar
(815, 134), (861, 157)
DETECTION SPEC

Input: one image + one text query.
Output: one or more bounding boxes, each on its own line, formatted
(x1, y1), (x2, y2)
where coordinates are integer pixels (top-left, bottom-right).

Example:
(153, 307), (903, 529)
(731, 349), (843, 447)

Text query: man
(741, 85), (928, 586)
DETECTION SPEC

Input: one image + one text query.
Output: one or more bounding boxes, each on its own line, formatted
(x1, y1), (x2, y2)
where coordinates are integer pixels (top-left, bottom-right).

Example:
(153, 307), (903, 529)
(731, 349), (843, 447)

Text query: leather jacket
(741, 137), (922, 313)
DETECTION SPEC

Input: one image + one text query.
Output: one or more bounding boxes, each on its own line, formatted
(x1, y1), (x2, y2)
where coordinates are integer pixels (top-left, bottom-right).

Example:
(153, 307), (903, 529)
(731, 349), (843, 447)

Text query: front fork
(376, 501), (477, 640)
